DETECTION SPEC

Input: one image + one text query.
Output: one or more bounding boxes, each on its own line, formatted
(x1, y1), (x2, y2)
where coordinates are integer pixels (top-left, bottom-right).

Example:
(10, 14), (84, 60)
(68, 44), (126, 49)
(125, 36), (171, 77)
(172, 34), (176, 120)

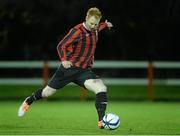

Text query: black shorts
(48, 65), (98, 89)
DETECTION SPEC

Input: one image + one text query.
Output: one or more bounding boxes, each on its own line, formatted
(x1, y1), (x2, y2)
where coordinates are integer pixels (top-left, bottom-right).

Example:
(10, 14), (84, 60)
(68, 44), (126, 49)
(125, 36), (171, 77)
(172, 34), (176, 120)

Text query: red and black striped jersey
(57, 22), (108, 69)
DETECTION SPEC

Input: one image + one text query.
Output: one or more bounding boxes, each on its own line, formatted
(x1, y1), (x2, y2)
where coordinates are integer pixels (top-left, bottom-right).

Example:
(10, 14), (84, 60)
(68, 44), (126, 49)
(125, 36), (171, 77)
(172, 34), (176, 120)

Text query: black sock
(26, 89), (43, 105)
(95, 92), (108, 121)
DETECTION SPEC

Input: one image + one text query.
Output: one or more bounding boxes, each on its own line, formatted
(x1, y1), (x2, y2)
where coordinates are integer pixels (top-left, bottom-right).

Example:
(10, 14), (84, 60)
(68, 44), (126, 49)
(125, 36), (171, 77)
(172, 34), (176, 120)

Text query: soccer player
(18, 7), (113, 129)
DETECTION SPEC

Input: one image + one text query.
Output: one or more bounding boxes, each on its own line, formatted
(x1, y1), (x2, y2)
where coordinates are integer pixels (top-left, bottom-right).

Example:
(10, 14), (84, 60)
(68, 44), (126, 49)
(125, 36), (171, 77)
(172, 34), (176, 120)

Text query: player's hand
(105, 20), (113, 29)
(62, 61), (73, 68)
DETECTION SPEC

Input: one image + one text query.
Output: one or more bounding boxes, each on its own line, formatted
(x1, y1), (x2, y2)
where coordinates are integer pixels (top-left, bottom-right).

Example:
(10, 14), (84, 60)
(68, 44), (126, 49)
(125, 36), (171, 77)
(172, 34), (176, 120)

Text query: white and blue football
(102, 113), (120, 130)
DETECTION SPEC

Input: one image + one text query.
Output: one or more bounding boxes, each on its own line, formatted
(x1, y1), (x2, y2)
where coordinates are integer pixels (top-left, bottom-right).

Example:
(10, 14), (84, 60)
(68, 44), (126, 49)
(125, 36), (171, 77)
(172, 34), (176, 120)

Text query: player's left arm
(98, 20), (113, 32)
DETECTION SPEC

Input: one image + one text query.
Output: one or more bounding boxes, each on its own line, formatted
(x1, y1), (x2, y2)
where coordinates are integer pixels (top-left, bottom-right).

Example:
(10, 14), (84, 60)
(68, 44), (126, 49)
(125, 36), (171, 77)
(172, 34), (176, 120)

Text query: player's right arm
(57, 28), (80, 68)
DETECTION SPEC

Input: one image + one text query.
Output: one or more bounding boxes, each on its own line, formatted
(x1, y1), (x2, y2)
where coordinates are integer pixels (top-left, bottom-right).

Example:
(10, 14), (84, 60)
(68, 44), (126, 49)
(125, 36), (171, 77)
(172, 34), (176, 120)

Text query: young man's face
(86, 16), (100, 31)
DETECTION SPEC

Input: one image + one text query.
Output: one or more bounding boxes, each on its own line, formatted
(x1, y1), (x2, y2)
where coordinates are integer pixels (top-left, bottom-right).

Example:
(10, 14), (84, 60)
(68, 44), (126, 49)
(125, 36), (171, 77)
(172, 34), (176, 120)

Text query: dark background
(0, 0), (180, 61)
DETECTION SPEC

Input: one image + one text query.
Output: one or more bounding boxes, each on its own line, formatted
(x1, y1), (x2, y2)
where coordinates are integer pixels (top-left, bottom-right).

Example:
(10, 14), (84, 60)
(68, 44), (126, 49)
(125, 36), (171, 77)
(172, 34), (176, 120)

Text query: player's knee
(94, 84), (107, 94)
(100, 84), (107, 92)
(42, 85), (57, 97)
(96, 84), (107, 94)
(84, 79), (107, 94)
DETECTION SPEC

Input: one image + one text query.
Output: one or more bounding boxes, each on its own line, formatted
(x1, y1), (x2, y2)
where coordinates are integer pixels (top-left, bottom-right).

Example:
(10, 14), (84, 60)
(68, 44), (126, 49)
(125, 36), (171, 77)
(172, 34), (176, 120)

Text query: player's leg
(74, 69), (107, 129)
(84, 79), (107, 129)
(25, 85), (57, 105)
(18, 86), (57, 117)
(18, 65), (69, 117)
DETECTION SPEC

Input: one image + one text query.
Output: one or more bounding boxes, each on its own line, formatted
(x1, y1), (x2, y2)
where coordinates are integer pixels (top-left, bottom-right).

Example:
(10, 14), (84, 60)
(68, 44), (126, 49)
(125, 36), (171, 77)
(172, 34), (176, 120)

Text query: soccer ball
(102, 113), (120, 130)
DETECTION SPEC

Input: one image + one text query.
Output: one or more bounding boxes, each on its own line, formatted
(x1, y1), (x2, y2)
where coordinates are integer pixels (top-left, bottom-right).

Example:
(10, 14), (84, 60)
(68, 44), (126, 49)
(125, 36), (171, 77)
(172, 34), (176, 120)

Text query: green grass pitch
(0, 101), (180, 135)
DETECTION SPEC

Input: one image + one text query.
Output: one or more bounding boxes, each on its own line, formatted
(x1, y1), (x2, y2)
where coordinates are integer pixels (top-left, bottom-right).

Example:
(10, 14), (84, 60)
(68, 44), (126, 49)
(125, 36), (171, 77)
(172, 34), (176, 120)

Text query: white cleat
(18, 97), (30, 117)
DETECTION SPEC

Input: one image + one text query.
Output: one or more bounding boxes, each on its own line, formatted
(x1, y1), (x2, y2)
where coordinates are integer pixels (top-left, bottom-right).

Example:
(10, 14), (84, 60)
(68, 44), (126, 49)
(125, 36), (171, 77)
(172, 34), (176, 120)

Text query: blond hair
(86, 7), (102, 19)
